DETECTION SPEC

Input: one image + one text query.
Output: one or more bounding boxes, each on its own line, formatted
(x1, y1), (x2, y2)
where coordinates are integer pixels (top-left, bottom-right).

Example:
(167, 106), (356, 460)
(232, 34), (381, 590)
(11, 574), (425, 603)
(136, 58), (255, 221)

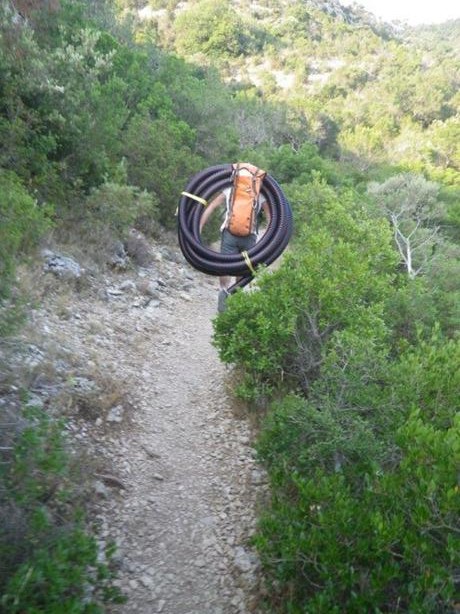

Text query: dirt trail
(28, 240), (267, 614)
(103, 275), (266, 614)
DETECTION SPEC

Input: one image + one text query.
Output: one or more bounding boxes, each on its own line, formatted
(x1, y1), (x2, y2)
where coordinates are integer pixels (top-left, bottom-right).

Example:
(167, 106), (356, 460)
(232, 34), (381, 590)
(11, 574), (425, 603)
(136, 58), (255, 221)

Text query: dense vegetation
(1, 0), (459, 611)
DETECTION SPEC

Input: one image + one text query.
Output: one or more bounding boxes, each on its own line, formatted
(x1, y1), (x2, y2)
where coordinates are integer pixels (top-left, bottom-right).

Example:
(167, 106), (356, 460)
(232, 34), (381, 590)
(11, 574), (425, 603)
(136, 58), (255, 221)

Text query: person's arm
(261, 200), (271, 228)
(199, 192), (225, 232)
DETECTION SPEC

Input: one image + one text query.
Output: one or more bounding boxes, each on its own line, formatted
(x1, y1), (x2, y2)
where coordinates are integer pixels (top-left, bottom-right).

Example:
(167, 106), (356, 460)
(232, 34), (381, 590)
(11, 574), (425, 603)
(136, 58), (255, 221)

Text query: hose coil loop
(177, 164), (293, 293)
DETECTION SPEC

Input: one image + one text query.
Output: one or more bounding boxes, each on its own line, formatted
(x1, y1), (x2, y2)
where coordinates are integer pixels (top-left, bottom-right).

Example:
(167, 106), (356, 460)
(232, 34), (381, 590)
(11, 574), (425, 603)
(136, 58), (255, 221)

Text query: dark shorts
(220, 229), (257, 255)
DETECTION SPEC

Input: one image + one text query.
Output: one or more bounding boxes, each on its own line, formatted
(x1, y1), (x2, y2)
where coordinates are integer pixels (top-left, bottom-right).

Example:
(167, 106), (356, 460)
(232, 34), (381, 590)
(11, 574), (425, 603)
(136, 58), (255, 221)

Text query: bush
(257, 396), (388, 490)
(0, 170), (51, 335)
(255, 411), (459, 613)
(123, 113), (202, 228)
(0, 170), (51, 299)
(1, 522), (119, 614)
(252, 326), (459, 612)
(173, 0), (247, 58)
(213, 175), (458, 612)
(213, 266), (297, 401)
(390, 332), (460, 429)
(213, 185), (396, 400)
(0, 406), (124, 613)
(84, 180), (159, 237)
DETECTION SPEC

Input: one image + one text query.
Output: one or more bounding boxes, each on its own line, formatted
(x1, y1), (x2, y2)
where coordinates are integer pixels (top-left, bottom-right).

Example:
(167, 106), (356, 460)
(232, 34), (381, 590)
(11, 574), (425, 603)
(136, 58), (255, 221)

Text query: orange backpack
(226, 163), (266, 237)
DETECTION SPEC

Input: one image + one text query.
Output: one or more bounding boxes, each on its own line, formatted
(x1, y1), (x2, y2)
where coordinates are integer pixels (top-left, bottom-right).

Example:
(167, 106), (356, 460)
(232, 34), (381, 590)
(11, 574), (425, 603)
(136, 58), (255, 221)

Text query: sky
(340, 0), (460, 26)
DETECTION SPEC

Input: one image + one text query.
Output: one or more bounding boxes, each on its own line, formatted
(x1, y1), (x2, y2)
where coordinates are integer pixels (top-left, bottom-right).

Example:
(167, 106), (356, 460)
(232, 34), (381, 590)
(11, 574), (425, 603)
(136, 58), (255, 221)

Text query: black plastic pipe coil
(177, 163), (293, 293)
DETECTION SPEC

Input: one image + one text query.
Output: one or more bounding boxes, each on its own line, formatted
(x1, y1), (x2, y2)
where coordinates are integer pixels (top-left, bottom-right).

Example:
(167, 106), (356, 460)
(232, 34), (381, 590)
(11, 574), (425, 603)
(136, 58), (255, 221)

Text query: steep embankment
(25, 236), (267, 614)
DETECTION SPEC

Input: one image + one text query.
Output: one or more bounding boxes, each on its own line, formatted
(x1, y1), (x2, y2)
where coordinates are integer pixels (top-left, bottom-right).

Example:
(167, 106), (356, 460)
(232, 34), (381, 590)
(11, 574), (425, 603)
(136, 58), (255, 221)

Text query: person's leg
(219, 275), (231, 291)
(218, 230), (239, 312)
(217, 286), (229, 313)
(217, 231), (257, 312)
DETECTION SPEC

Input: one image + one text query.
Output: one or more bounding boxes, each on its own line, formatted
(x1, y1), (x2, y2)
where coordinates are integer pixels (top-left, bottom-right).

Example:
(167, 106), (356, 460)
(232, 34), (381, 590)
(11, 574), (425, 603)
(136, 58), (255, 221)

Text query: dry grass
(55, 366), (132, 426)
(124, 230), (154, 267)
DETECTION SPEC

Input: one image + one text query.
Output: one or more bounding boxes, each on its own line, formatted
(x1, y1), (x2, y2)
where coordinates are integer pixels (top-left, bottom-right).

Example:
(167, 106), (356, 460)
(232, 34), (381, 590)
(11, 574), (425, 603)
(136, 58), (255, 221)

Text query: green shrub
(257, 395), (388, 490)
(213, 267), (297, 401)
(254, 325), (459, 612)
(1, 521), (118, 614)
(122, 111), (203, 228)
(390, 332), (460, 429)
(255, 412), (459, 613)
(83, 180), (159, 237)
(0, 407), (124, 612)
(0, 170), (51, 335)
(213, 186), (396, 400)
(0, 170), (51, 299)
(173, 0), (247, 58)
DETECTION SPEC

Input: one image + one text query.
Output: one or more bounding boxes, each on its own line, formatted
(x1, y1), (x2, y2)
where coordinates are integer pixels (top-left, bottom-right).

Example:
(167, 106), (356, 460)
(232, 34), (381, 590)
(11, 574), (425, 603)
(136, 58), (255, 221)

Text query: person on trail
(199, 165), (271, 313)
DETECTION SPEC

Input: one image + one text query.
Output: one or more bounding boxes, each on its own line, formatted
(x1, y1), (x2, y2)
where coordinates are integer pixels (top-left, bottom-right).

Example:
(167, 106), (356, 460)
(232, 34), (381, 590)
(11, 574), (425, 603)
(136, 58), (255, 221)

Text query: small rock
(119, 280), (136, 292)
(251, 469), (267, 485)
(93, 480), (109, 498)
(137, 279), (161, 298)
(142, 445), (161, 459)
(43, 251), (83, 279)
(234, 547), (258, 573)
(145, 299), (161, 310)
(25, 394), (45, 410)
(140, 574), (155, 589)
(195, 556), (207, 568)
(94, 473), (126, 489)
(106, 405), (124, 423)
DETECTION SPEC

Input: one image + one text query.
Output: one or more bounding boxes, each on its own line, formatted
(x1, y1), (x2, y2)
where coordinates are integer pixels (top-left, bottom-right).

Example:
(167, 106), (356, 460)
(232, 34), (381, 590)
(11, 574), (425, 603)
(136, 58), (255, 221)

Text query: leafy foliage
(252, 337), (460, 612)
(84, 180), (159, 237)
(214, 178), (397, 399)
(0, 171), (50, 298)
(1, 1), (459, 611)
(368, 173), (445, 278)
(255, 411), (459, 613)
(173, 0), (249, 58)
(0, 407), (124, 613)
(123, 111), (201, 227)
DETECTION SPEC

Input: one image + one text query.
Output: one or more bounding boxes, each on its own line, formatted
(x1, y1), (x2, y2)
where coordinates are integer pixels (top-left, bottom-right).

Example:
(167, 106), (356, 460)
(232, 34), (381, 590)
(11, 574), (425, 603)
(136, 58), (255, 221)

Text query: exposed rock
(42, 250), (83, 279)
(234, 547), (260, 574)
(137, 279), (161, 298)
(108, 241), (130, 270)
(106, 405), (124, 423)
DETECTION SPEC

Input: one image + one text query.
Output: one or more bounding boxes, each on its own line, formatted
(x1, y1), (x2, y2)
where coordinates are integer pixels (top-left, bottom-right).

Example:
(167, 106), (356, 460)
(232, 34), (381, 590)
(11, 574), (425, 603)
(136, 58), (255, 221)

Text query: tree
(368, 173), (445, 279)
(173, 0), (245, 58)
(122, 111), (202, 227)
(427, 116), (460, 171)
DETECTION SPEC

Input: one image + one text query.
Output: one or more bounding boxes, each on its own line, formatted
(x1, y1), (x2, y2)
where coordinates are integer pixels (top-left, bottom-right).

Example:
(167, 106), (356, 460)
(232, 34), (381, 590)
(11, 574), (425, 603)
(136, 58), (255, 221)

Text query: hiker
(199, 163), (271, 312)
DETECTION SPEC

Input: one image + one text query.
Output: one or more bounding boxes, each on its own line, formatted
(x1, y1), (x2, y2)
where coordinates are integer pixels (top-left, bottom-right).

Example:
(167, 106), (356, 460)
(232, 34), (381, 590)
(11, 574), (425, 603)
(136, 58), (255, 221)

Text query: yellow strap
(181, 191), (208, 206)
(241, 250), (256, 276)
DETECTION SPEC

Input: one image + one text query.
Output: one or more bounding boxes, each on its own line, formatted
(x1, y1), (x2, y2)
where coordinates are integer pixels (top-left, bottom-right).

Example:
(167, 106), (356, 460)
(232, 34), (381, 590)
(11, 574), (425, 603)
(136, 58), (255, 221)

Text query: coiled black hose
(177, 164), (293, 293)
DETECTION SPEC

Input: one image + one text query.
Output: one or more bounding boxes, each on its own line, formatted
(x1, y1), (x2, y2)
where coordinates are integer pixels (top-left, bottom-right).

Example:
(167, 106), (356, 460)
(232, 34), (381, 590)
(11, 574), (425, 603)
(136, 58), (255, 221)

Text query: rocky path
(26, 240), (268, 614)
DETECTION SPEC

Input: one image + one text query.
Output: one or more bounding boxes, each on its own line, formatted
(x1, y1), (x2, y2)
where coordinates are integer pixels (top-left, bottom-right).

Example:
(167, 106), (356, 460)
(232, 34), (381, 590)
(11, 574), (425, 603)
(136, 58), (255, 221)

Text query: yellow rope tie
(241, 250), (256, 276)
(181, 191), (208, 206)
